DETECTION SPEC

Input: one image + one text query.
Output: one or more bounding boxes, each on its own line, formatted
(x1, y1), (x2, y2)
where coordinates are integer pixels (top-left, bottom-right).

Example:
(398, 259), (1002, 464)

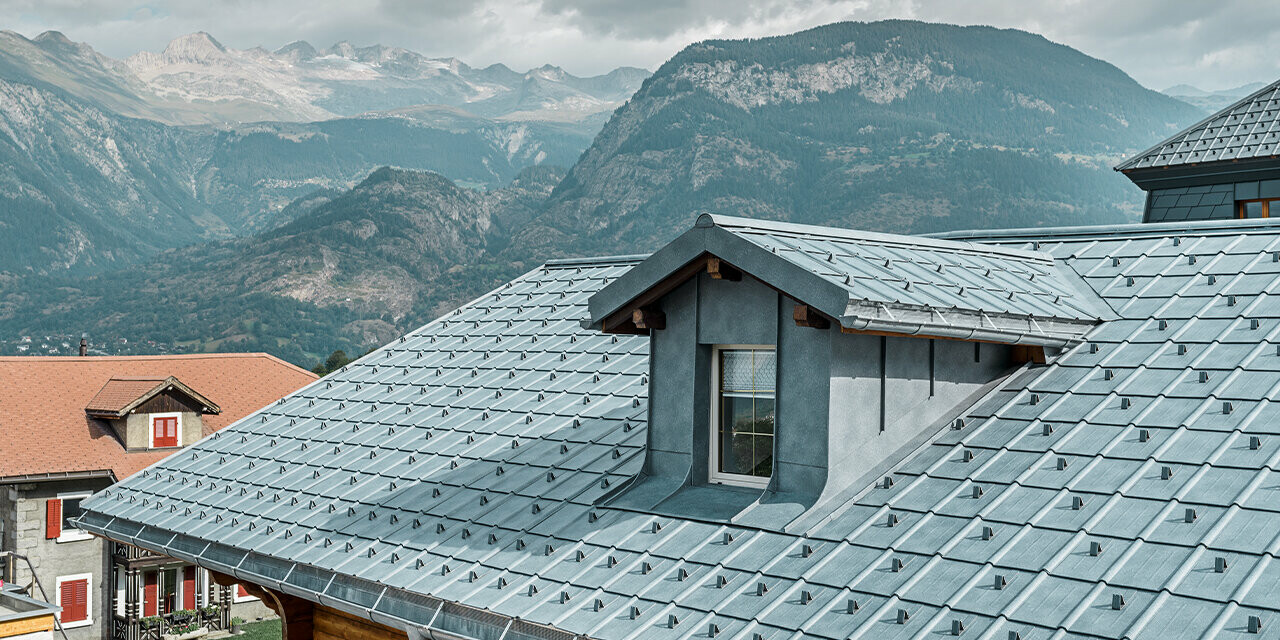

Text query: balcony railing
(112, 542), (168, 564)
(111, 607), (228, 640)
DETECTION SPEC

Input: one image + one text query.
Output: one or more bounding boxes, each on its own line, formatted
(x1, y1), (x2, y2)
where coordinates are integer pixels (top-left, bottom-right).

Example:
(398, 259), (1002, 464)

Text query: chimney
(78, 338), (87, 356)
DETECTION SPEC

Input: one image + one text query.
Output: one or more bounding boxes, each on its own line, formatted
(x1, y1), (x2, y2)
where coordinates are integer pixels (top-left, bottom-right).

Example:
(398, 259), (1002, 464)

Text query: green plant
(231, 617), (245, 625)
(200, 605), (220, 615)
(171, 621), (201, 633)
(140, 616), (161, 628)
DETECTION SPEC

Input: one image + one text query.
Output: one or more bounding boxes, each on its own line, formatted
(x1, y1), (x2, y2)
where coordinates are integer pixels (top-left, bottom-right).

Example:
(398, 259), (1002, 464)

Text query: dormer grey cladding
(592, 216), (1104, 526)
(614, 267), (1022, 526)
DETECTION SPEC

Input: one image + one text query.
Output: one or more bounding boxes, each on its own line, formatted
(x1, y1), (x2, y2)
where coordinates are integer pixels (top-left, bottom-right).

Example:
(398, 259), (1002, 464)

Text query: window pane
(62, 498), (83, 530)
(717, 348), (775, 479)
(1244, 201), (1265, 218)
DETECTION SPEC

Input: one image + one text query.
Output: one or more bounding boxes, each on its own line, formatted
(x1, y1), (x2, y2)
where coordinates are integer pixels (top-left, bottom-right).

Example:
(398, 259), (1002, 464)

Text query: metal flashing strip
(930, 213), (1280, 243)
(542, 254), (649, 268)
(73, 515), (587, 640)
(0, 469), (117, 484)
(700, 213), (1052, 262)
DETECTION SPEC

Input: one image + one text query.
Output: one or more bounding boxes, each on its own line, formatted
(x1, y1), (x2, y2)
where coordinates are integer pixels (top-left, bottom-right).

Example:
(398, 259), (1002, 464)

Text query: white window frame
(148, 412), (183, 449)
(708, 344), (776, 489)
(233, 582), (258, 603)
(55, 573), (94, 628)
(54, 491), (94, 543)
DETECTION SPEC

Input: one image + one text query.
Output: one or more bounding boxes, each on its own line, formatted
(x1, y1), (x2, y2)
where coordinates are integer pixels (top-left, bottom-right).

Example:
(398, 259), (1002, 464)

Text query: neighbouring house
(74, 83), (1280, 639)
(0, 354), (316, 639)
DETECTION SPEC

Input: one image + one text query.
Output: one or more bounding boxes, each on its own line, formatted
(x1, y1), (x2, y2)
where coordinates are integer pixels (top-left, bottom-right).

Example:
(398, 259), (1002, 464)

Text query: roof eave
(585, 222), (850, 331)
(96, 376), (224, 418)
(74, 512), (581, 640)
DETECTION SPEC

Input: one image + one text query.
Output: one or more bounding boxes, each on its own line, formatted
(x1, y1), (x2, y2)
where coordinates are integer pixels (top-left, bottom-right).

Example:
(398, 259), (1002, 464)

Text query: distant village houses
(0, 352), (314, 639)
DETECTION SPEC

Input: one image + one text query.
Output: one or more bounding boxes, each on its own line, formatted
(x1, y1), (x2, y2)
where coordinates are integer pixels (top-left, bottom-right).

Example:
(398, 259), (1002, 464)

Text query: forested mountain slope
(511, 20), (1202, 259)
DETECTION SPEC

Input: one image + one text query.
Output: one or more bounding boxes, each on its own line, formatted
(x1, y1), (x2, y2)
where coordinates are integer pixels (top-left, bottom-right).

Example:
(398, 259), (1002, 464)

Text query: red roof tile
(0, 354), (316, 480)
(85, 377), (220, 417)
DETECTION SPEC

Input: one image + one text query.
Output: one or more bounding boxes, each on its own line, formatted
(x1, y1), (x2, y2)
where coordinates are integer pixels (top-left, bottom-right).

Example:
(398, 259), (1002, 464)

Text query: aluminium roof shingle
(1117, 79), (1280, 171)
(76, 218), (1280, 639)
(588, 215), (1109, 347)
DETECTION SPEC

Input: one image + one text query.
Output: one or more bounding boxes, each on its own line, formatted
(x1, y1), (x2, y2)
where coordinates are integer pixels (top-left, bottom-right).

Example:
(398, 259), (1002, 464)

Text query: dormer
(1118, 79), (1280, 223)
(85, 376), (221, 451)
(587, 214), (1111, 526)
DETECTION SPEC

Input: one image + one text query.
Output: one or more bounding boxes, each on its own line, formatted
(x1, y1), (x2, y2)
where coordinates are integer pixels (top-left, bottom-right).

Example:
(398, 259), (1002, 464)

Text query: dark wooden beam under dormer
(632, 306), (666, 330)
(706, 257), (741, 281)
(793, 304), (831, 329)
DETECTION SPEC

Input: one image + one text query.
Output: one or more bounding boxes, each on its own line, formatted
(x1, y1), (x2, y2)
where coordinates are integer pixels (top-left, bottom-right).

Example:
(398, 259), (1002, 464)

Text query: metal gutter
(0, 469), (117, 484)
(72, 514), (586, 640)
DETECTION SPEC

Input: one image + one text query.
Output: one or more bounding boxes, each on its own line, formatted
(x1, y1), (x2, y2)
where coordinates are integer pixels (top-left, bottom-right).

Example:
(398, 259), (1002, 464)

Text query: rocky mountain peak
(275, 40), (318, 61)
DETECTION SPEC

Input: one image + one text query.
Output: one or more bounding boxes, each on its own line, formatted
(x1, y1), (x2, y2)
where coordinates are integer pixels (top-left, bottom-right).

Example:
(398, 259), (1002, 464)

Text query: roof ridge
(543, 254), (649, 268)
(1116, 77), (1280, 171)
(0, 352), (278, 361)
(0, 352), (318, 378)
(698, 213), (1052, 262)
(931, 216), (1280, 242)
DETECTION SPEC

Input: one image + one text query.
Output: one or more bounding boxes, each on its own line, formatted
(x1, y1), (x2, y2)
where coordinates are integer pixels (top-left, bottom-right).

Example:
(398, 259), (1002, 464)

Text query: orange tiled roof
(85, 376), (221, 417)
(0, 354), (316, 480)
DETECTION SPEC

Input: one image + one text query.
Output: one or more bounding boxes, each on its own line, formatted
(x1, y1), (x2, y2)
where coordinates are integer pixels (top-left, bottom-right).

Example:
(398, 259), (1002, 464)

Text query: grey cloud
(1, 0), (1278, 90)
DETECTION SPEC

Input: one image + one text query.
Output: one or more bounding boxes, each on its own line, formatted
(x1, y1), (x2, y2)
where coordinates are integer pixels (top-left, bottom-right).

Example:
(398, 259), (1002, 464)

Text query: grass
(233, 619), (281, 639)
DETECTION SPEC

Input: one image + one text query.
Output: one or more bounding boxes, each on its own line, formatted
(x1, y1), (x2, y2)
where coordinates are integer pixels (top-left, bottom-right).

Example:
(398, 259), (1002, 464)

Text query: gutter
(0, 469), (117, 485)
(72, 514), (586, 640)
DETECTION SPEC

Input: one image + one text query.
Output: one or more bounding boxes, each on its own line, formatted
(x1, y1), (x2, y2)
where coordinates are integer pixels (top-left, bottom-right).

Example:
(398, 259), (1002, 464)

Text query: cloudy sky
(4, 0), (1277, 91)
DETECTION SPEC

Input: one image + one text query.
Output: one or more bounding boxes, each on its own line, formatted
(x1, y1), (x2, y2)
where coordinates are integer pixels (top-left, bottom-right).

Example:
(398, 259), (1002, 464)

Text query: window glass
(717, 348), (776, 480)
(1243, 201), (1267, 218)
(61, 497), (83, 532)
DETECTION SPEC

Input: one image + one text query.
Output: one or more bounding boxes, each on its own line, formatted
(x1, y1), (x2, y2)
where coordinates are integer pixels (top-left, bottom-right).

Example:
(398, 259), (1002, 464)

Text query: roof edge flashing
(698, 213), (1052, 263)
(77, 516), (583, 640)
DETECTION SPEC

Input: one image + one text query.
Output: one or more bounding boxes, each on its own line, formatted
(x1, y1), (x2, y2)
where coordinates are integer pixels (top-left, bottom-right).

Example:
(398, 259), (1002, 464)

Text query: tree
(312, 349), (353, 376)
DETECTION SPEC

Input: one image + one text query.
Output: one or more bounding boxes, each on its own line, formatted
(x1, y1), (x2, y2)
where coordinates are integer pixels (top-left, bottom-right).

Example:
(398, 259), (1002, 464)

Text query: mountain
(0, 30), (644, 274)
(1162, 81), (1267, 111)
(0, 77), (592, 274)
(67, 30), (648, 126)
(0, 167), (563, 363)
(0, 20), (1218, 367)
(0, 29), (649, 127)
(510, 20), (1204, 259)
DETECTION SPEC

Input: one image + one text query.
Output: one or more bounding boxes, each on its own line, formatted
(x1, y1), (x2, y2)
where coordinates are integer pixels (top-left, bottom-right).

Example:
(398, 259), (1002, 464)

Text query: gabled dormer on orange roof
(86, 376), (222, 451)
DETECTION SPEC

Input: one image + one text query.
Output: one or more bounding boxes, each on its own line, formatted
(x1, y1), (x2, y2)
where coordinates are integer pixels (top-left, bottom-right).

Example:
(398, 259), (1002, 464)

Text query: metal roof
(1117, 79), (1280, 171)
(588, 214), (1107, 346)
(77, 219), (1280, 639)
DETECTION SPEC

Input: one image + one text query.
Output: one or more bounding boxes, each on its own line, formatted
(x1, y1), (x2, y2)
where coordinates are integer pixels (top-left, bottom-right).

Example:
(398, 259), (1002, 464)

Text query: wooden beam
(210, 572), (313, 640)
(632, 306), (666, 330)
(601, 255), (711, 333)
(706, 257), (741, 281)
(1011, 345), (1047, 365)
(793, 304), (831, 329)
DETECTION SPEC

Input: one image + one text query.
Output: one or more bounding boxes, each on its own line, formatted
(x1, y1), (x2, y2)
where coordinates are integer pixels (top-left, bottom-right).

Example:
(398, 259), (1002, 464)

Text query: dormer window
(1237, 198), (1279, 219)
(150, 413), (181, 448)
(85, 376), (221, 452)
(710, 346), (775, 487)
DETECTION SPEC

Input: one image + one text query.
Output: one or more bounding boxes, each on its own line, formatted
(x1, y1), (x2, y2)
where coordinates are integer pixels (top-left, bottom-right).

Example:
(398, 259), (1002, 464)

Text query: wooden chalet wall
(315, 606), (407, 640)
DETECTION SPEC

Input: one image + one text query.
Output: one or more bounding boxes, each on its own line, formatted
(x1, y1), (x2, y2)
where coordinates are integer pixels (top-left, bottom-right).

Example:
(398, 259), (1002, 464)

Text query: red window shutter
(143, 572), (158, 617)
(45, 499), (61, 539)
(153, 417), (178, 448)
(59, 578), (88, 622)
(182, 567), (196, 610)
(236, 584), (249, 598)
